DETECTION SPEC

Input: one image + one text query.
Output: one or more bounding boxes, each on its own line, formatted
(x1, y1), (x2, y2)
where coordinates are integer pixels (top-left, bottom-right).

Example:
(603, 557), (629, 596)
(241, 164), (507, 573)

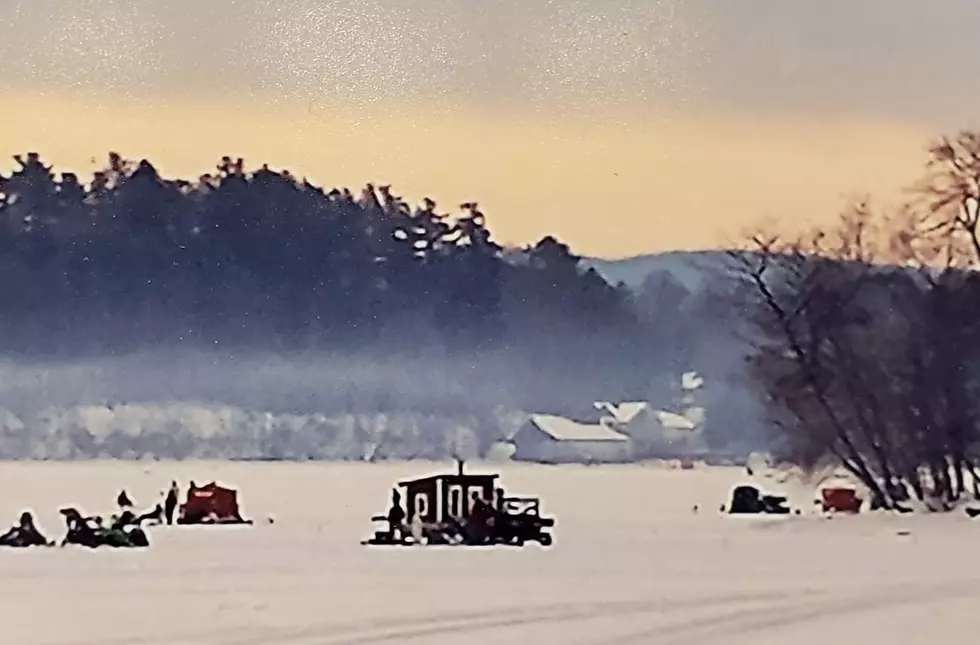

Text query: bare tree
(909, 133), (980, 499)
(727, 228), (891, 506)
(729, 195), (980, 509)
(914, 131), (980, 268)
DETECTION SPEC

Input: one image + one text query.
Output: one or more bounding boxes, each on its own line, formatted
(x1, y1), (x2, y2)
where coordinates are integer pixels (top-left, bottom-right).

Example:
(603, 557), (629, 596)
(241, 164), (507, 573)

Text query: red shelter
(177, 482), (249, 524)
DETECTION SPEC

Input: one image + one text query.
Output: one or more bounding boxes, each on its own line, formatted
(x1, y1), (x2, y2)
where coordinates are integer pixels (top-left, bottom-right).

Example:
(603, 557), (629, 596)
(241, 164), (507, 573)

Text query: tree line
(732, 131), (980, 509)
(0, 152), (637, 354)
(0, 152), (705, 444)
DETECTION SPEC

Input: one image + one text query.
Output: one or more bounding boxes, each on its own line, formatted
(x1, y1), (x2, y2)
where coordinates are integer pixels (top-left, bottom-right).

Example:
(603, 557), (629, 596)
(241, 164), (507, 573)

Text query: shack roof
(398, 472), (499, 487)
(527, 414), (630, 442)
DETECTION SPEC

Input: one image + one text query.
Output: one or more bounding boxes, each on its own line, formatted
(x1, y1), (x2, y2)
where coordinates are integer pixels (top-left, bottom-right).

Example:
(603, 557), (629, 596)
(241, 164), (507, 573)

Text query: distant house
(595, 401), (704, 457)
(511, 414), (631, 464)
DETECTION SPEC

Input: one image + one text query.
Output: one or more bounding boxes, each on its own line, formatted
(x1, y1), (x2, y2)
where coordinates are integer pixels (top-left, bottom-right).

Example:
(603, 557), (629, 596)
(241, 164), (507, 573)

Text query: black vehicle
(492, 497), (554, 546)
(727, 484), (792, 515)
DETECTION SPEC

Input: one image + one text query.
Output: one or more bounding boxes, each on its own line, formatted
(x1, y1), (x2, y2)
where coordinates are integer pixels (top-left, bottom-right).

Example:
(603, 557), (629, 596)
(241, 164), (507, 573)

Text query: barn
(511, 414), (631, 464)
(594, 401), (704, 458)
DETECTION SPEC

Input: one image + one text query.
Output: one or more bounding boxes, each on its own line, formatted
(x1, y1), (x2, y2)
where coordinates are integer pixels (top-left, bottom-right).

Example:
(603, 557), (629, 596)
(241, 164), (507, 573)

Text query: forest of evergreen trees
(0, 151), (715, 458)
(0, 152), (641, 353)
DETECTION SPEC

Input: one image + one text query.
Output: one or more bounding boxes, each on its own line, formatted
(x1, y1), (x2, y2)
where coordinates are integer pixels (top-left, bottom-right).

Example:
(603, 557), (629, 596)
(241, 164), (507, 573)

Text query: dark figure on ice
(164, 481), (179, 525)
(387, 489), (406, 542)
(112, 510), (136, 530)
(465, 492), (492, 544)
(60, 507), (148, 548)
(470, 491), (491, 518)
(60, 508), (99, 547)
(494, 488), (505, 513)
(136, 503), (164, 526)
(0, 511), (49, 547)
(117, 490), (133, 509)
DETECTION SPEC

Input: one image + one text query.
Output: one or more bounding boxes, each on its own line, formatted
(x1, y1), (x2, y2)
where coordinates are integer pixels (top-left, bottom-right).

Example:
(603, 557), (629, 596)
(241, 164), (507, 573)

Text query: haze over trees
(0, 152), (718, 459)
(733, 131), (980, 509)
(23, 131), (980, 475)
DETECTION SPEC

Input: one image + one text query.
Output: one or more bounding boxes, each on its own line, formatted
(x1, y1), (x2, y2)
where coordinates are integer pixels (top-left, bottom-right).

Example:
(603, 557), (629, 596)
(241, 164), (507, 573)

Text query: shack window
(414, 492), (429, 518)
(449, 486), (462, 518)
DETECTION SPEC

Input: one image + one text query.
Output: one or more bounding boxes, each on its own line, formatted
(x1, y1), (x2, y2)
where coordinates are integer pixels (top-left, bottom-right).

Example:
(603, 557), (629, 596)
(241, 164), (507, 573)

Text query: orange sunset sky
(3, 0), (979, 257)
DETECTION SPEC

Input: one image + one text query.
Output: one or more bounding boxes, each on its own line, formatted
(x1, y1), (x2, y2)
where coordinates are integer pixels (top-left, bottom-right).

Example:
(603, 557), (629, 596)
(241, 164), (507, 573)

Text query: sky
(2, 0), (980, 257)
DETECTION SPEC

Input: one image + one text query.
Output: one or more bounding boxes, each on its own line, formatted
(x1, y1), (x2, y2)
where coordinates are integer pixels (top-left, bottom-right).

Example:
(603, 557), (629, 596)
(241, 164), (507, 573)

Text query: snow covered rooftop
(527, 414), (630, 442)
(595, 402), (697, 430)
(654, 410), (697, 431)
(614, 402), (648, 423)
(595, 401), (647, 424)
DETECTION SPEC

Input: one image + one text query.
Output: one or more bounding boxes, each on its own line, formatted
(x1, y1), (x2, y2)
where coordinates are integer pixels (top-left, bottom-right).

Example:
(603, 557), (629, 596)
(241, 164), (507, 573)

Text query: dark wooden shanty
(398, 460), (498, 525)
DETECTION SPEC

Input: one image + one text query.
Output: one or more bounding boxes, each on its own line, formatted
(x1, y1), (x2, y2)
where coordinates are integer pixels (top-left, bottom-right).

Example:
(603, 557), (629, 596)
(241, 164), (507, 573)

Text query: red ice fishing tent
(820, 486), (862, 513)
(817, 476), (863, 514)
(177, 482), (251, 525)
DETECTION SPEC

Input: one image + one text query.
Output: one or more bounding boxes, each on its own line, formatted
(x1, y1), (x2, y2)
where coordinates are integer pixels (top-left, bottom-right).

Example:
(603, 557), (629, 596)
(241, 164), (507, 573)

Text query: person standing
(164, 481), (180, 525)
(386, 490), (406, 542)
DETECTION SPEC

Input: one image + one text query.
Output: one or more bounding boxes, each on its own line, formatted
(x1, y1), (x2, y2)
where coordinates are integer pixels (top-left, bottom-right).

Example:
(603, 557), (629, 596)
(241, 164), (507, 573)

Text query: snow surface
(2, 460), (979, 644)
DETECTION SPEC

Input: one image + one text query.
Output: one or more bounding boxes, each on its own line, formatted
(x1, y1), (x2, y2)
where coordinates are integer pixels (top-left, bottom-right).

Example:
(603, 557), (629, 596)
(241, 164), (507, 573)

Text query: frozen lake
(1, 460), (978, 644)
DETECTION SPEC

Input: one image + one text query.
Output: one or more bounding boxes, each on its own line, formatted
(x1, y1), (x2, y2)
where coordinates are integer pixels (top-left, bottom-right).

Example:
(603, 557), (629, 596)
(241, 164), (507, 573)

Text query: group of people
(116, 481), (183, 526)
(0, 507), (144, 548)
(0, 480), (187, 549)
(59, 507), (149, 548)
(385, 488), (501, 545)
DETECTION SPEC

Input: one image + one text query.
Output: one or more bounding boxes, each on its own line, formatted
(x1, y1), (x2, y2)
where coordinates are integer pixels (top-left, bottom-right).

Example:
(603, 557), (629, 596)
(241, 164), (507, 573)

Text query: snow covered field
(2, 460), (979, 644)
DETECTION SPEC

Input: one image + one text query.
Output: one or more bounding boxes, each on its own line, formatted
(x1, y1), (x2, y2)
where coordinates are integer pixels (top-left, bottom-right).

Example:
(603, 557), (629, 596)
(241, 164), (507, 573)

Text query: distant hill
(582, 250), (733, 292)
(582, 249), (770, 453)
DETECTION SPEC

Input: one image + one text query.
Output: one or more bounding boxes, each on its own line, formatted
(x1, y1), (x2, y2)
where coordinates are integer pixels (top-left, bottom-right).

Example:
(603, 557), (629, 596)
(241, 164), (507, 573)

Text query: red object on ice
(821, 487), (861, 513)
(178, 482), (245, 524)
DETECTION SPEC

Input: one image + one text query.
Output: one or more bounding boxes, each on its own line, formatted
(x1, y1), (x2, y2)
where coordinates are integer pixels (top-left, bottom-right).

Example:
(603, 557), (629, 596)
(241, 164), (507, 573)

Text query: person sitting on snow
(0, 511), (49, 547)
(59, 507), (99, 547)
(111, 510), (137, 531)
(117, 490), (133, 509)
(145, 504), (165, 525)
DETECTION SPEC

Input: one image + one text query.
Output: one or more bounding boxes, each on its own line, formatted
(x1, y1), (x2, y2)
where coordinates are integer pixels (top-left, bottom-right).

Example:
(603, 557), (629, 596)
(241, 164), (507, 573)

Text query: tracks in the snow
(218, 590), (798, 645)
(224, 581), (980, 645)
(55, 577), (980, 645)
(217, 577), (980, 645)
(598, 578), (980, 645)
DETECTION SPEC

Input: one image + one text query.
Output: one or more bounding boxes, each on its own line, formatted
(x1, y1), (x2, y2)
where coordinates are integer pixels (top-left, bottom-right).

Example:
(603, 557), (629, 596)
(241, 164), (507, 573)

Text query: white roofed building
(595, 401), (705, 459)
(511, 414), (632, 464)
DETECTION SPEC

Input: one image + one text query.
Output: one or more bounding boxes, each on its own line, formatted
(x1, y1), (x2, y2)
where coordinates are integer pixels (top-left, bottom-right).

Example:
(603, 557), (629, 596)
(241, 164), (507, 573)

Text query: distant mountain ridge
(581, 249), (769, 453)
(583, 250), (732, 292)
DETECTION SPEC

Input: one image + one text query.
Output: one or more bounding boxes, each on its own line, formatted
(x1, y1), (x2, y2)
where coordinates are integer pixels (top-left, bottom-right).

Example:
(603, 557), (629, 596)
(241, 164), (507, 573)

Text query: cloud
(683, 0), (980, 125)
(0, 0), (703, 114)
